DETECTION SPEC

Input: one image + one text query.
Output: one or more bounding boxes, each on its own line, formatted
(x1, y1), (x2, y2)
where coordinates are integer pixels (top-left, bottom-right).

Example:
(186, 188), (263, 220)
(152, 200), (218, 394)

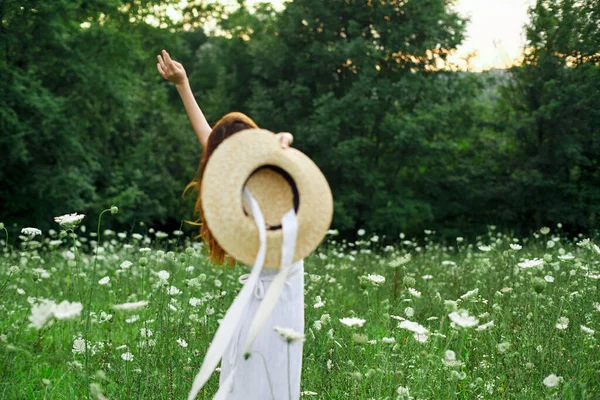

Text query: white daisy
(112, 300), (149, 311)
(518, 258), (544, 269)
(54, 213), (85, 228)
(339, 317), (366, 327)
(274, 326), (305, 343)
(543, 374), (561, 387)
(21, 227), (42, 237)
(448, 309), (479, 328)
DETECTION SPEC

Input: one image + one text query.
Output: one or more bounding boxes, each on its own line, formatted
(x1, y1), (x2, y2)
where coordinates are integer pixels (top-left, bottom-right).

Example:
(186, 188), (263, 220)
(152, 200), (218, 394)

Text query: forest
(1, 0), (599, 240)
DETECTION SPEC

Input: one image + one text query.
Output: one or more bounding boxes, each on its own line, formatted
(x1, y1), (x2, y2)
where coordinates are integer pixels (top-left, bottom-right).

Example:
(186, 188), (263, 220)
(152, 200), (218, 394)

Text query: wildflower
(448, 309), (479, 328)
(518, 258), (544, 269)
(121, 352), (134, 361)
(580, 325), (594, 335)
(177, 338), (188, 348)
(593, 244), (600, 255)
(456, 237), (464, 243)
(555, 317), (569, 330)
(110, 206), (119, 214)
(274, 326), (306, 343)
(576, 238), (590, 248)
(72, 337), (87, 354)
(408, 288), (421, 297)
(189, 298), (202, 307)
(339, 317), (366, 327)
(476, 320), (494, 331)
(478, 245), (492, 252)
(113, 301), (149, 311)
(510, 244), (522, 251)
(460, 288), (479, 300)
(120, 260), (132, 269)
(139, 257), (148, 266)
(594, 303), (600, 312)
(497, 342), (510, 353)
(99, 312), (112, 323)
(398, 320), (429, 342)
(214, 279), (222, 288)
(139, 247), (151, 253)
(54, 213), (85, 228)
(29, 299), (57, 329)
(357, 229), (365, 236)
(173, 230), (184, 236)
(313, 296), (325, 308)
(405, 307), (415, 318)
(140, 328), (153, 338)
(370, 235), (379, 242)
(167, 286), (181, 295)
(156, 270), (170, 281)
(396, 386), (411, 398)
(125, 315), (140, 323)
(53, 301), (83, 320)
(98, 277), (110, 285)
(540, 227), (550, 235)
(543, 374), (562, 388)
(443, 350), (463, 367)
(382, 337), (395, 344)
(21, 227), (42, 237)
(365, 274), (385, 285)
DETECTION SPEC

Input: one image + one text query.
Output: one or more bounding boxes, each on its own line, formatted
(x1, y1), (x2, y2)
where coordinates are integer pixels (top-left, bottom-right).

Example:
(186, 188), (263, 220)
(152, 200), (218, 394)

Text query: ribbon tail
(242, 208), (298, 353)
(188, 189), (267, 400)
(213, 369), (235, 400)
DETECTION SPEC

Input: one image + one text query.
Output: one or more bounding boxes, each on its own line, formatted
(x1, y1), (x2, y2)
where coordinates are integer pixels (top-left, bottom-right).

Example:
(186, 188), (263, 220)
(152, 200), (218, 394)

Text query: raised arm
(157, 49), (211, 148)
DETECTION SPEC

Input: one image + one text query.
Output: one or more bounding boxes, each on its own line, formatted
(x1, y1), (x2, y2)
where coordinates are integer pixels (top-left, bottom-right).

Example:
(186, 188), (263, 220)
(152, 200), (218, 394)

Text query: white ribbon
(188, 188), (298, 400)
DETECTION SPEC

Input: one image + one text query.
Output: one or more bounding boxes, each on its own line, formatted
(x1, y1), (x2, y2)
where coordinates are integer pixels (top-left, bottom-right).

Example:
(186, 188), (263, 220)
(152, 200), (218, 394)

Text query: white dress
(219, 260), (305, 400)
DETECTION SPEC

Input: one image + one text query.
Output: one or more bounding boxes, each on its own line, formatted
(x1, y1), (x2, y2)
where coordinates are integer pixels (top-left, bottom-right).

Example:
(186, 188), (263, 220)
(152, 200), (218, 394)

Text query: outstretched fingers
(162, 49), (174, 67)
(157, 62), (167, 79)
(157, 54), (167, 70)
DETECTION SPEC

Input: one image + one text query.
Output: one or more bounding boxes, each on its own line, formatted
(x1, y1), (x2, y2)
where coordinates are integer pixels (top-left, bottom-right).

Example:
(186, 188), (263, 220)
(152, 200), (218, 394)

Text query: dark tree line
(1, 0), (598, 240)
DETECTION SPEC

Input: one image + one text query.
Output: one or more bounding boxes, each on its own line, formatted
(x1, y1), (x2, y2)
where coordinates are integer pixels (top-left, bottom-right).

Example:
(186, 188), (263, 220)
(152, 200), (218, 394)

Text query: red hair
(185, 112), (259, 265)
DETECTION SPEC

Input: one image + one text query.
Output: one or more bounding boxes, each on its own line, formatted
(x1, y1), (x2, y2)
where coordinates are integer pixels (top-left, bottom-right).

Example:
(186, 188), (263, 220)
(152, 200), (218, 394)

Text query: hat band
(189, 188), (298, 400)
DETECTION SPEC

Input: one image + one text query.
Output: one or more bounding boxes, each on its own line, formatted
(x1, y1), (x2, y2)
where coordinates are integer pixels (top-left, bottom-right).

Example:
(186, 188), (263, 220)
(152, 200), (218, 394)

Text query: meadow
(0, 212), (599, 399)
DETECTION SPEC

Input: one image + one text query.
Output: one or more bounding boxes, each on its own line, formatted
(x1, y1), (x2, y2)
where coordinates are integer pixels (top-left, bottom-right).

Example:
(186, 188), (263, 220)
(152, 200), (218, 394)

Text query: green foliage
(1, 226), (599, 398)
(0, 0), (598, 239)
(0, 0), (201, 231)
(496, 0), (600, 232)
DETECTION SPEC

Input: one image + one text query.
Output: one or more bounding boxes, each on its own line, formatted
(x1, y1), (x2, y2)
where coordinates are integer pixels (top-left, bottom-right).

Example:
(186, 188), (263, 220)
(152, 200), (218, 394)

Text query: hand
(157, 49), (188, 86)
(275, 132), (294, 149)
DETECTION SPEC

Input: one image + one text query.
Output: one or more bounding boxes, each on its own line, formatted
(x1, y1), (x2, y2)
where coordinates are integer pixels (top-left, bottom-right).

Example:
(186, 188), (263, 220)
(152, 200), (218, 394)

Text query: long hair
(185, 112), (259, 265)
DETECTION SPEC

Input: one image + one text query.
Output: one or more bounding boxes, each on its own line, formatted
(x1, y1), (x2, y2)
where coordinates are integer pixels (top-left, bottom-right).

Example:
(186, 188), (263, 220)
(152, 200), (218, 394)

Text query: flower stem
(250, 351), (276, 400)
(287, 343), (292, 400)
(83, 208), (112, 396)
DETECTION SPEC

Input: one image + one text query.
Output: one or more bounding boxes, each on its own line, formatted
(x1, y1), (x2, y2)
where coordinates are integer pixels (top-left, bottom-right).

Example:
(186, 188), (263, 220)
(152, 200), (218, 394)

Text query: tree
(498, 0), (600, 232)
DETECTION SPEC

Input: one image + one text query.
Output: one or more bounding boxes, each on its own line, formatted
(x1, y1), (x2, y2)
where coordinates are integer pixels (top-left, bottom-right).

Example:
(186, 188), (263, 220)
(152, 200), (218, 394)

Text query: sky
(171, 0), (534, 71)
(245, 0), (534, 71)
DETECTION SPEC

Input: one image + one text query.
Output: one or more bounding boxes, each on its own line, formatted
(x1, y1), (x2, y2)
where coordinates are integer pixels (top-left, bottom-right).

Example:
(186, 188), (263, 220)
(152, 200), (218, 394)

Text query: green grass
(1, 223), (599, 399)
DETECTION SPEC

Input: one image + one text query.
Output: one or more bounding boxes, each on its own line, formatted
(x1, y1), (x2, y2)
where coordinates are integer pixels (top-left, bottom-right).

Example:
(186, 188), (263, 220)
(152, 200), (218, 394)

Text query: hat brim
(201, 129), (333, 268)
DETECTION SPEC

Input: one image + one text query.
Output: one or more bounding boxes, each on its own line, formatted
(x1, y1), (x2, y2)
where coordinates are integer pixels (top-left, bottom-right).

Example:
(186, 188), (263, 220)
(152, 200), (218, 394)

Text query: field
(1, 216), (599, 399)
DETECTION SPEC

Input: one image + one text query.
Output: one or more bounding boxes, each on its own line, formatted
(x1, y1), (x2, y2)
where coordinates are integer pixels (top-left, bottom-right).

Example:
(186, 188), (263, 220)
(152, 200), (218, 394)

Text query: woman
(156, 49), (304, 400)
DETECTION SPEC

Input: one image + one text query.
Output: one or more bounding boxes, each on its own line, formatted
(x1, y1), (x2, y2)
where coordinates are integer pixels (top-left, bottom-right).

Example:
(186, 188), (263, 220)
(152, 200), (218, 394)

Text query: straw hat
(201, 129), (333, 268)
